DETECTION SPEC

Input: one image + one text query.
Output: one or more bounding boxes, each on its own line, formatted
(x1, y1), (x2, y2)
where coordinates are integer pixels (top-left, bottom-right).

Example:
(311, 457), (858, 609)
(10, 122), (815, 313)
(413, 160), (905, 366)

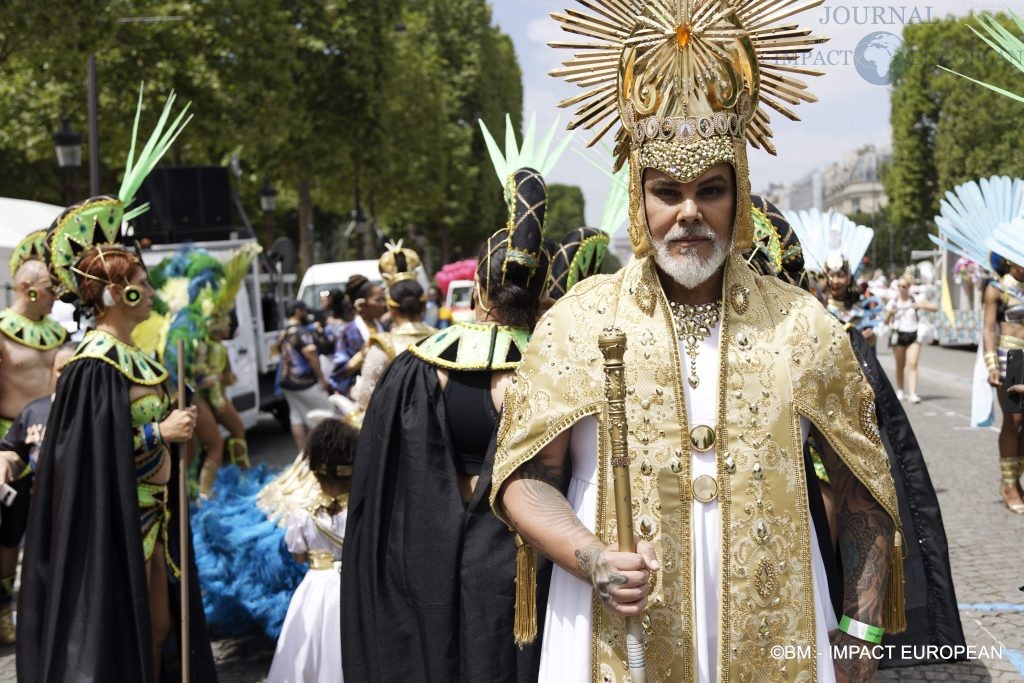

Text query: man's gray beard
(652, 224), (729, 290)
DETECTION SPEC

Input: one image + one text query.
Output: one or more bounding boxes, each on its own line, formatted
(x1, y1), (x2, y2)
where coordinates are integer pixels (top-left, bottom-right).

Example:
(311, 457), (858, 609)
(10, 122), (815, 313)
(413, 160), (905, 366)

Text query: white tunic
(538, 322), (838, 682)
(267, 506), (347, 683)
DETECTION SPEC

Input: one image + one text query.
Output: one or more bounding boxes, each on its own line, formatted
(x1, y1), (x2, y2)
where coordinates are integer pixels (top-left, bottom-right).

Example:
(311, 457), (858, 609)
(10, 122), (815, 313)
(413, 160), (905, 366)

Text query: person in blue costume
(341, 168), (551, 683)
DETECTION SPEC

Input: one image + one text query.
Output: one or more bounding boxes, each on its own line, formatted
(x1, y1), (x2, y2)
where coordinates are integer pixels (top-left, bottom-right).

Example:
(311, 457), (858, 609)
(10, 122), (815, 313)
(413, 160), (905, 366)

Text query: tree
(887, 13), (1024, 255)
(0, 0), (523, 276)
(544, 184), (586, 238)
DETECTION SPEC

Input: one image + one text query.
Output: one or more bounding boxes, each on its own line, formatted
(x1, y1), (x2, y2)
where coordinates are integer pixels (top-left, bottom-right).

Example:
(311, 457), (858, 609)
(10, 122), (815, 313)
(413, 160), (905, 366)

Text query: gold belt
(307, 551), (338, 570)
(998, 335), (1024, 350)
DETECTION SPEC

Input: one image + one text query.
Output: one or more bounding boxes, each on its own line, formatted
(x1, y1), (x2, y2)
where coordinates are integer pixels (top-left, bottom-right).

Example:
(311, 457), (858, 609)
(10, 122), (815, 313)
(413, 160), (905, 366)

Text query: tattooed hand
(574, 540), (659, 616)
(501, 434), (657, 618)
(829, 629), (880, 683)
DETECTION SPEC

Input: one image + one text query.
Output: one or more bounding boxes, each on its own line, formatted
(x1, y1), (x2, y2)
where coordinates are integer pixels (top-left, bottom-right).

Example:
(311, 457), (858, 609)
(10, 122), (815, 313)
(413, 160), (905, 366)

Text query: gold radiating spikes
(549, 0), (827, 154)
(746, 0), (826, 32)
(760, 62), (825, 78)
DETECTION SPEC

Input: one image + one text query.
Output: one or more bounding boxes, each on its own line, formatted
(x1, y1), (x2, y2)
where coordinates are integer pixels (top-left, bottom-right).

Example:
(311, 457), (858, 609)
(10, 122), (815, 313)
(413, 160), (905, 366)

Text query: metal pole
(87, 55), (100, 196)
(176, 339), (190, 683)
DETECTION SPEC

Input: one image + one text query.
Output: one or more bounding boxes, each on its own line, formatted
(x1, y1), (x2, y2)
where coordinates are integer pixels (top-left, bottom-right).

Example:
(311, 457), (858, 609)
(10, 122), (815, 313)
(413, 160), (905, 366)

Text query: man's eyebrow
(697, 173), (727, 187)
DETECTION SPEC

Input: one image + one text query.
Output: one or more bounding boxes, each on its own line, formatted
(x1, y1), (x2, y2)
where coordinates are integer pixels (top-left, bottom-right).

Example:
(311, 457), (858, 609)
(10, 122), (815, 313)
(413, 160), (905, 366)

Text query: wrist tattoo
(575, 543), (626, 604)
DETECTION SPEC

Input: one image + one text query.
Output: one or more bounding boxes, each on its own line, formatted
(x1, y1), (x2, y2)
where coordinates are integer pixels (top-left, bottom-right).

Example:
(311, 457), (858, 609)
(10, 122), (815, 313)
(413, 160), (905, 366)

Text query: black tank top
(443, 370), (499, 475)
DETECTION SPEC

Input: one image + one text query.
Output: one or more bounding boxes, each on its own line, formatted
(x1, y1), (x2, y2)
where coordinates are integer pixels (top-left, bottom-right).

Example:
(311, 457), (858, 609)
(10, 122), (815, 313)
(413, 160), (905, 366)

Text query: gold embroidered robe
(490, 255), (903, 683)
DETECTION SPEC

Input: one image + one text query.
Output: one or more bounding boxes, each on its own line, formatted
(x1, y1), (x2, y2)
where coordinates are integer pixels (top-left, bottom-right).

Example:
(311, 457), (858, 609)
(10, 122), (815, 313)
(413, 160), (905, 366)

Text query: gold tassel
(513, 537), (538, 647)
(883, 530), (907, 633)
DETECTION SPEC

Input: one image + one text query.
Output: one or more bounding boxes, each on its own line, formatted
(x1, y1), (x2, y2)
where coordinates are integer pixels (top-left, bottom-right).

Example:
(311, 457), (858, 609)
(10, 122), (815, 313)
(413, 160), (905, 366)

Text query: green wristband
(839, 615), (884, 644)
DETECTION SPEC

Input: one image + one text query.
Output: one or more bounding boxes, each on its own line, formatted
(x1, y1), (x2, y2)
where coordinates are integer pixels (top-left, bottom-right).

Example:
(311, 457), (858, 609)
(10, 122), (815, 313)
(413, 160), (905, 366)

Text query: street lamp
(259, 181), (278, 212)
(52, 117), (83, 169)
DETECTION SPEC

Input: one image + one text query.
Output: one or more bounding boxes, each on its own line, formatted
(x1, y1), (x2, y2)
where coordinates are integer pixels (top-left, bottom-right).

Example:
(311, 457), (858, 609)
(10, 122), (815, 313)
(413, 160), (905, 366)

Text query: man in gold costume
(490, 2), (905, 681)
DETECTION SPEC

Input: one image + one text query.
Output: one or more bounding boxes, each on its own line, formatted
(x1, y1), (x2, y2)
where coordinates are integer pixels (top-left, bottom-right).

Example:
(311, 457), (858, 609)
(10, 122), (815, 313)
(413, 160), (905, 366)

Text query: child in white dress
(267, 418), (357, 683)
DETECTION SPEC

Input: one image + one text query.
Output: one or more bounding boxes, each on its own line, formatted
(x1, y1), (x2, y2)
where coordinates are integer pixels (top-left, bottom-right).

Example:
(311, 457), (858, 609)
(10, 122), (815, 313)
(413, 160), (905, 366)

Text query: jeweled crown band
(624, 98), (751, 149)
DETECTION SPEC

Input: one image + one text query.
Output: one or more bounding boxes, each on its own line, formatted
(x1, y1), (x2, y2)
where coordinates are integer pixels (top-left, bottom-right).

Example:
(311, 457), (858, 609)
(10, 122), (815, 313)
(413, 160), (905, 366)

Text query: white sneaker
(897, 390), (905, 401)
(910, 394), (922, 404)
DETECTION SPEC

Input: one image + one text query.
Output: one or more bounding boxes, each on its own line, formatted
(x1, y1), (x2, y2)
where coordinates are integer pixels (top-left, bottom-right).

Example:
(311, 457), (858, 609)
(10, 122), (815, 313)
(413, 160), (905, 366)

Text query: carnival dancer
(785, 209), (881, 347)
(267, 417), (356, 683)
(491, 3), (907, 682)
(984, 259), (1024, 512)
(351, 241), (435, 417)
(341, 171), (553, 682)
(0, 232), (67, 643)
(17, 91), (217, 682)
(931, 176), (1024, 511)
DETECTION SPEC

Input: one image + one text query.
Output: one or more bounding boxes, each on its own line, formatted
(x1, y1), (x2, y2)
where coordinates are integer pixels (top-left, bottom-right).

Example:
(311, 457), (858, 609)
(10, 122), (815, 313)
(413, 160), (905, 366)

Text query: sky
(490, 0), (1004, 227)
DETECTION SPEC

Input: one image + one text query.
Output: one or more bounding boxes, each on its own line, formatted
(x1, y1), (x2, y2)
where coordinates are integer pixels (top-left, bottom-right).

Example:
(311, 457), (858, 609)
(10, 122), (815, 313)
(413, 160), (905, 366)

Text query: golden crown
(551, 0), (828, 169)
(377, 240), (422, 287)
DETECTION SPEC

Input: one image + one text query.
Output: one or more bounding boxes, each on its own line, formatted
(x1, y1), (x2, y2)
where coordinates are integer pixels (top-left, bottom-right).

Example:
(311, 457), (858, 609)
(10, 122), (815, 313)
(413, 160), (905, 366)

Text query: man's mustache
(660, 224), (716, 243)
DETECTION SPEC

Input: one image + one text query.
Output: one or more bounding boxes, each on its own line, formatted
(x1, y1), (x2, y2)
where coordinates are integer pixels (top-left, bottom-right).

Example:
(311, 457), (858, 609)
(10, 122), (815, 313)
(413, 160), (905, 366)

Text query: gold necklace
(668, 300), (722, 389)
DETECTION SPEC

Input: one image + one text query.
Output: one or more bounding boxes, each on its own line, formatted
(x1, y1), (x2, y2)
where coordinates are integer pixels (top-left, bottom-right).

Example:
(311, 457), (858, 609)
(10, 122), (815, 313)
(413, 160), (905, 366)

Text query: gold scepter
(177, 339), (191, 683)
(598, 329), (647, 683)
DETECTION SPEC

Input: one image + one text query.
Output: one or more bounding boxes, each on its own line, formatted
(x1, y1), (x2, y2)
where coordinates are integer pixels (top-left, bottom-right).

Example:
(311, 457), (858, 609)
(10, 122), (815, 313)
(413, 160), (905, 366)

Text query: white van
(297, 260), (430, 308)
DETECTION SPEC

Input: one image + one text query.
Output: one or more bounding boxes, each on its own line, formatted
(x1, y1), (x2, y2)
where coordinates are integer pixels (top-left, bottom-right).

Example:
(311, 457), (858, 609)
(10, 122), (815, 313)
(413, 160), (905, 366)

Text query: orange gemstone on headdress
(676, 23), (692, 49)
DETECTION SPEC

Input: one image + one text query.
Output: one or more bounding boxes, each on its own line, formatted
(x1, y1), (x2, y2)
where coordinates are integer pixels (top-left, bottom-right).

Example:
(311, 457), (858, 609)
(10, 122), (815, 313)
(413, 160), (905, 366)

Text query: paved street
(2, 342), (1023, 681)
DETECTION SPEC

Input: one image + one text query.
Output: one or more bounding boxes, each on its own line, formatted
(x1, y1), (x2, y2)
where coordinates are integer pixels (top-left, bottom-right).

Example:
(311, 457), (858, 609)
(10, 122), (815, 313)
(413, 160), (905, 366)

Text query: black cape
(17, 357), (217, 682)
(845, 330), (966, 667)
(341, 351), (541, 683)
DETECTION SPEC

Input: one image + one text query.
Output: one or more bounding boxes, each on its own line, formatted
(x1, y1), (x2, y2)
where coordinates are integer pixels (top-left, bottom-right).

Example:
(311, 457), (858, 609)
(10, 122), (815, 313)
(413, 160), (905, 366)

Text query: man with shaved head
(0, 237), (66, 643)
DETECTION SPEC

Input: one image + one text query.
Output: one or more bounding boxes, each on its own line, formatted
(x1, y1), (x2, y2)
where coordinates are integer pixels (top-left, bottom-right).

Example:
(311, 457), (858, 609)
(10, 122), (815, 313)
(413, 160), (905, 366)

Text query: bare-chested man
(0, 248), (66, 643)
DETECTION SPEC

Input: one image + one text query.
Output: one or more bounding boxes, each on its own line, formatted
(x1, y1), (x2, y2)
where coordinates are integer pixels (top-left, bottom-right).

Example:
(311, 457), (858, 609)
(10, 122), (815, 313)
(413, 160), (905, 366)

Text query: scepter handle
(598, 329), (647, 683)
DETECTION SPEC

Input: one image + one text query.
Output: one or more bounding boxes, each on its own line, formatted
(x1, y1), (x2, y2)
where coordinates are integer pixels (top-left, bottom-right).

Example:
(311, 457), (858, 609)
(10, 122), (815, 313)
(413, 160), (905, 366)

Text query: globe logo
(855, 31), (906, 85)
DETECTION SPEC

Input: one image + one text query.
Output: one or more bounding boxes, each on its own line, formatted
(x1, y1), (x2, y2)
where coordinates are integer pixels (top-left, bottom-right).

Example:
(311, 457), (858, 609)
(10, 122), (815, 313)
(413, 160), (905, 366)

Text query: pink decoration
(435, 259), (478, 296)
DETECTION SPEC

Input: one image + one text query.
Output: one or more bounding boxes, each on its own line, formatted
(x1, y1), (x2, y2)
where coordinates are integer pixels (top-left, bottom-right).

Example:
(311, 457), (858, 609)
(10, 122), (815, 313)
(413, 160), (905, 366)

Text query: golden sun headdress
(551, 0), (828, 255)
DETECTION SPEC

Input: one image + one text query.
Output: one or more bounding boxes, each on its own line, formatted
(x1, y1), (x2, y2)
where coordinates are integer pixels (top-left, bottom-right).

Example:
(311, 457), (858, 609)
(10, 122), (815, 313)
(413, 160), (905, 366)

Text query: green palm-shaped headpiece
(47, 87), (191, 300)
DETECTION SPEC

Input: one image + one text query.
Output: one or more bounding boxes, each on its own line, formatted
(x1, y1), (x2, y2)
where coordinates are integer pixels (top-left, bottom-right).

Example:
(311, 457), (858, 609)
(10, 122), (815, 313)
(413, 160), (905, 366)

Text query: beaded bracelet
(142, 423), (165, 452)
(838, 615), (884, 644)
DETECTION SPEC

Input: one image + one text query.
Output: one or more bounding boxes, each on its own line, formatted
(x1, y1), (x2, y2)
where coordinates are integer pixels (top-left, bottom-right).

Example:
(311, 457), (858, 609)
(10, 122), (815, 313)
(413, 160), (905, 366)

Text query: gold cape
(490, 255), (903, 683)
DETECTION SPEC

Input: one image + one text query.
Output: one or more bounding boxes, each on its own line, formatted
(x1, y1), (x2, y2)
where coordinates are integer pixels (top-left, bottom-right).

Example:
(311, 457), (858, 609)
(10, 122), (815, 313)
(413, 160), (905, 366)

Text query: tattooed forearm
(575, 542), (627, 603)
(813, 430), (894, 681)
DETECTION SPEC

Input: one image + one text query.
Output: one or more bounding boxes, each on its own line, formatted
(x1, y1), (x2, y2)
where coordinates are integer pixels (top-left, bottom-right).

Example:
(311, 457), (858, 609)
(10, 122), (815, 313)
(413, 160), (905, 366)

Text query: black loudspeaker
(133, 166), (235, 243)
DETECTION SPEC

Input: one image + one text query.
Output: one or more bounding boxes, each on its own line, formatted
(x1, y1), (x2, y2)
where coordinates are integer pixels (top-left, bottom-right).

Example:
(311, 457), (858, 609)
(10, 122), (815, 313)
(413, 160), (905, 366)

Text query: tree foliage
(0, 0), (522, 272)
(886, 13), (1024, 255)
(544, 184), (586, 238)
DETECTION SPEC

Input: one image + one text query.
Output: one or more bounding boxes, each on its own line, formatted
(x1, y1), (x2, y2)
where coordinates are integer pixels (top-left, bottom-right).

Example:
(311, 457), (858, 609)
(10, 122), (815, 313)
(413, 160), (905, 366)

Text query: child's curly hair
(305, 418), (358, 487)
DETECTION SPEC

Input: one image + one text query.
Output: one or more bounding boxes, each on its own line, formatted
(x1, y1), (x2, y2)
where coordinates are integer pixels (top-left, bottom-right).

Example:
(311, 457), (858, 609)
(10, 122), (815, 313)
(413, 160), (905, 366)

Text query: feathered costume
(17, 89), (217, 682)
(142, 242), (260, 477)
(929, 176), (1024, 427)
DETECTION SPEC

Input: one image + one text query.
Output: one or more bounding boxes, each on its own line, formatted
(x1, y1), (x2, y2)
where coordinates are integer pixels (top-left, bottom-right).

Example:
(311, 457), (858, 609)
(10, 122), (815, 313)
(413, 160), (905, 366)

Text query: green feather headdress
(47, 86), (192, 300)
(940, 11), (1024, 103)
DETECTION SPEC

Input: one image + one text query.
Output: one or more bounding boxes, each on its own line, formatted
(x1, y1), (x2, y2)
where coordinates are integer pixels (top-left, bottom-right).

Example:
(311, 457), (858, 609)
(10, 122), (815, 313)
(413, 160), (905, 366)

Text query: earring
(123, 285), (143, 307)
(27, 288), (38, 302)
